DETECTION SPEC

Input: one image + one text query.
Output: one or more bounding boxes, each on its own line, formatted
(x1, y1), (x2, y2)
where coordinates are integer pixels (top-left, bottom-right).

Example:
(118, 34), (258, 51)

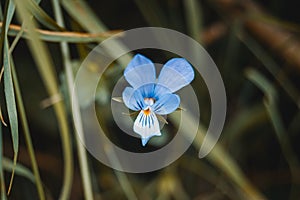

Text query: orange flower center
(143, 108), (151, 115)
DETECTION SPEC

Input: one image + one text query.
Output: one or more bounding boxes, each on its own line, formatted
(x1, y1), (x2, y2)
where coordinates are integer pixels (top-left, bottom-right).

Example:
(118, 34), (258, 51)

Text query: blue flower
(122, 54), (195, 146)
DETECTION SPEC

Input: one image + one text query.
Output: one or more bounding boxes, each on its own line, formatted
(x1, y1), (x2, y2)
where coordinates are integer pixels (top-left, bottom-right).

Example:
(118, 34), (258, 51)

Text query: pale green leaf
(2, 158), (35, 183)
(27, 0), (64, 31)
(3, 39), (18, 161)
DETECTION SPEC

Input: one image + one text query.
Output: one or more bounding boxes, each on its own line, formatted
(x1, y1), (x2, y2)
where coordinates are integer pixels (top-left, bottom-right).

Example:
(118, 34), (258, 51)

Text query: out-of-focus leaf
(134, 0), (168, 27)
(183, 0), (203, 42)
(246, 68), (300, 199)
(10, 58), (46, 199)
(0, 22), (122, 43)
(2, 158), (35, 183)
(27, 0), (64, 31)
(0, 106), (7, 127)
(61, 0), (131, 67)
(239, 32), (300, 108)
(0, 124), (7, 200)
(169, 111), (267, 200)
(1, 0), (18, 195)
(14, 0), (73, 199)
(0, 2), (3, 21)
(0, 0), (15, 67)
(52, 1), (95, 199)
(112, 97), (123, 103)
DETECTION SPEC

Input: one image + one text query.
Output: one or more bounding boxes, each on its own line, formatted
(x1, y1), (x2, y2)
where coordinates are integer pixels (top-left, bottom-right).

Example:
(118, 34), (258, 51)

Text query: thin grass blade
(1, 0), (18, 195)
(52, 1), (93, 199)
(14, 0), (73, 199)
(2, 158), (35, 183)
(0, 124), (7, 200)
(246, 68), (300, 199)
(27, 0), (64, 31)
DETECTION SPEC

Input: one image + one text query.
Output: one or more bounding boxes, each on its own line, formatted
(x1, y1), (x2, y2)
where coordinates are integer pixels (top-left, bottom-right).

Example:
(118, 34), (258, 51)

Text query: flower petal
(152, 93), (180, 115)
(122, 87), (145, 111)
(156, 58), (194, 93)
(134, 110), (161, 146)
(136, 83), (156, 99)
(124, 54), (156, 89)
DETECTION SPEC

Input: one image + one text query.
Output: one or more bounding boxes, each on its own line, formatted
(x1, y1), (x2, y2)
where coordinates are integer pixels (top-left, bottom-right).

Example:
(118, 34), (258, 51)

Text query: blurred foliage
(0, 0), (300, 199)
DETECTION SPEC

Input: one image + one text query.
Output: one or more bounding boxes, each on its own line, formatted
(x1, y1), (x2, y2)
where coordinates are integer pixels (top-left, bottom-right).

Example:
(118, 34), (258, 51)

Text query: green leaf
(27, 0), (64, 31)
(3, 39), (18, 162)
(3, 38), (19, 195)
(14, 1), (74, 199)
(2, 158), (35, 183)
(0, 0), (18, 195)
(0, 3), (3, 20)
(246, 68), (300, 198)
(61, 0), (131, 67)
(0, 0), (15, 68)
(3, 24), (120, 43)
(10, 56), (46, 200)
(184, 0), (203, 42)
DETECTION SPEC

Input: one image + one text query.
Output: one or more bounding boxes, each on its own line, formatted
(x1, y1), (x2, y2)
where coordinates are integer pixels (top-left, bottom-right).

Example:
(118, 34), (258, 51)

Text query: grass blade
(0, 22), (121, 43)
(0, 124), (7, 200)
(27, 0), (64, 31)
(169, 112), (267, 200)
(2, 158), (35, 183)
(61, 0), (131, 67)
(246, 68), (300, 200)
(1, 0), (19, 195)
(14, 0), (74, 199)
(0, 0), (14, 69)
(183, 0), (203, 42)
(0, 3), (3, 20)
(52, 1), (93, 199)
(10, 58), (45, 199)
(239, 32), (300, 108)
(134, 0), (168, 27)
(3, 36), (18, 197)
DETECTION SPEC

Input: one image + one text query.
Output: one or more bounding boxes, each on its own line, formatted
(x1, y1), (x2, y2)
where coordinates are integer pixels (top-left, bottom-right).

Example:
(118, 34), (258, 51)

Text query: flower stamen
(144, 97), (155, 106)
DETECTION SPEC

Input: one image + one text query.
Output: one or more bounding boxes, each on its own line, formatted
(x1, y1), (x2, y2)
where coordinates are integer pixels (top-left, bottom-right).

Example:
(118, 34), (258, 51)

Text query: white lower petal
(133, 110), (161, 146)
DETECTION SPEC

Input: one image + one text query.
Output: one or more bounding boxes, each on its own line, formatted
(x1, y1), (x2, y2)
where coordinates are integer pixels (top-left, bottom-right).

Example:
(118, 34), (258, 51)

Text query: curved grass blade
(169, 112), (267, 200)
(61, 0), (131, 67)
(2, 158), (35, 183)
(246, 68), (300, 199)
(0, 0), (19, 195)
(239, 32), (300, 108)
(14, 0), (74, 199)
(10, 59), (45, 199)
(3, 38), (18, 197)
(27, 0), (64, 31)
(0, 22), (121, 43)
(0, 124), (7, 200)
(52, 1), (93, 199)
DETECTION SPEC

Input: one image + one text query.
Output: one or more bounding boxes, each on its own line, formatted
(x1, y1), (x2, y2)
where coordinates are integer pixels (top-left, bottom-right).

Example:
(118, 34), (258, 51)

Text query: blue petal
(134, 110), (161, 146)
(137, 83), (156, 99)
(156, 58), (194, 93)
(124, 54), (156, 89)
(141, 138), (150, 146)
(122, 87), (145, 111)
(152, 93), (180, 115)
(153, 84), (171, 99)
